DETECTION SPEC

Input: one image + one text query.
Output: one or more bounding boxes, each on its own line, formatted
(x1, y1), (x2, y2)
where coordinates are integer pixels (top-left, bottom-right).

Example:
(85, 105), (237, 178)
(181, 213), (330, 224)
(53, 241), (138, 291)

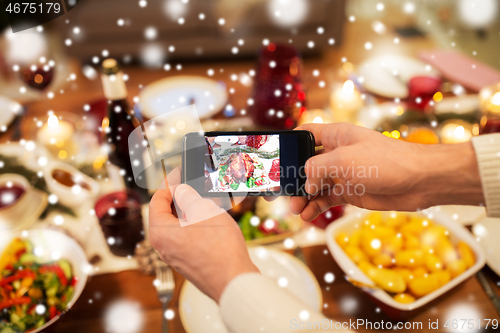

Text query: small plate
(358, 55), (439, 99)
(179, 247), (322, 333)
(0, 96), (22, 131)
(138, 76), (228, 119)
(472, 217), (500, 276)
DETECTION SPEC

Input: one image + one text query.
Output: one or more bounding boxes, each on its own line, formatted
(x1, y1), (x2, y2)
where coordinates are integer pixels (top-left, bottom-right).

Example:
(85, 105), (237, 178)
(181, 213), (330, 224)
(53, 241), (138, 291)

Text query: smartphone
(182, 130), (315, 197)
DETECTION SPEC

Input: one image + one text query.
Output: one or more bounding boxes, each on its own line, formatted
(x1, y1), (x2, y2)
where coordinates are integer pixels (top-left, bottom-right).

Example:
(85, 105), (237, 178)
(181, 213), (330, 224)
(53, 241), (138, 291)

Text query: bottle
(100, 58), (149, 203)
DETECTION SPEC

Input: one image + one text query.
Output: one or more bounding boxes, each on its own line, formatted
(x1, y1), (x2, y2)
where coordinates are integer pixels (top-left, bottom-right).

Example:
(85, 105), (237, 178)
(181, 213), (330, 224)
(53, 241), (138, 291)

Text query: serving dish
(43, 161), (100, 209)
(325, 208), (485, 314)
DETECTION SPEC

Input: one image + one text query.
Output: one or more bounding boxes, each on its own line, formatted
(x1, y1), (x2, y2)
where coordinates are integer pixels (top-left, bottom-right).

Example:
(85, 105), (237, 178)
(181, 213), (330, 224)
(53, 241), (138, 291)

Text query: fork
(155, 263), (175, 333)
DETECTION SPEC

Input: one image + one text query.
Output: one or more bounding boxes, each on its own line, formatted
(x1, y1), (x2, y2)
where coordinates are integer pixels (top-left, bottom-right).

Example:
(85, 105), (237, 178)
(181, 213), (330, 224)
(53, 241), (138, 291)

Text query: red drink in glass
(20, 64), (54, 91)
(311, 206), (344, 229)
(95, 190), (144, 257)
(408, 76), (441, 112)
(249, 43), (306, 129)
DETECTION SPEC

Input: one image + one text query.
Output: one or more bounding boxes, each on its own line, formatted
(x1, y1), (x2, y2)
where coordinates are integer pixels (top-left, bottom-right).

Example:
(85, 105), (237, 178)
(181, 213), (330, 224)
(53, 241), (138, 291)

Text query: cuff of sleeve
(219, 273), (326, 333)
(471, 134), (500, 217)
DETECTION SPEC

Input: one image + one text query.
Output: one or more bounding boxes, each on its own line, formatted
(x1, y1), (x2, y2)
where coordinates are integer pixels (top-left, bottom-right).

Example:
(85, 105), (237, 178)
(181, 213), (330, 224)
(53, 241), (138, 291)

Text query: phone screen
(182, 131), (314, 196)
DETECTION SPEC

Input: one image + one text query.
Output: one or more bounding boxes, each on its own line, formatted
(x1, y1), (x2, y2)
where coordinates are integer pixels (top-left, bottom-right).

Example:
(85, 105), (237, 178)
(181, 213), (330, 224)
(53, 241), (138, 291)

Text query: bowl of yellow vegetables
(325, 209), (485, 312)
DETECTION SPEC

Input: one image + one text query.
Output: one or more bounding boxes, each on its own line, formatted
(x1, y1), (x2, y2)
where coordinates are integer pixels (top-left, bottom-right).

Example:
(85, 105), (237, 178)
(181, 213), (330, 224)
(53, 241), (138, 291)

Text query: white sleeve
(471, 134), (500, 217)
(219, 273), (355, 333)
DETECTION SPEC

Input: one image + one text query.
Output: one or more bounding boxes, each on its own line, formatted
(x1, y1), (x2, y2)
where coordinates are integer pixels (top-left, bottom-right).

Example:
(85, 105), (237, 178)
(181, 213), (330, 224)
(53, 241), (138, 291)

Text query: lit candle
(330, 80), (363, 123)
(440, 121), (473, 144)
(37, 115), (75, 159)
(297, 109), (334, 125)
(479, 83), (500, 133)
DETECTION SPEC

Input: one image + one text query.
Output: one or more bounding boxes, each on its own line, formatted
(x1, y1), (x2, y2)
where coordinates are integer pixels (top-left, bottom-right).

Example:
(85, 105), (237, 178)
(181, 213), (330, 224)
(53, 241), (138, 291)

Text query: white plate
(472, 217), (500, 276)
(0, 229), (89, 333)
(356, 102), (406, 130)
(213, 136), (239, 145)
(138, 76), (228, 119)
(0, 144), (49, 230)
(325, 208), (485, 311)
(358, 55), (440, 99)
(179, 247), (323, 333)
(0, 96), (22, 130)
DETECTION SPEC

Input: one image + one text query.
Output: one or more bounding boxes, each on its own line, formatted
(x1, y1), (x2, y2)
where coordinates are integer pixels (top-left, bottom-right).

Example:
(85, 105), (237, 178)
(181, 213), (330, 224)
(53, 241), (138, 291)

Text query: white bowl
(0, 174), (48, 232)
(0, 173), (30, 216)
(325, 208), (485, 312)
(44, 161), (100, 208)
(0, 229), (89, 333)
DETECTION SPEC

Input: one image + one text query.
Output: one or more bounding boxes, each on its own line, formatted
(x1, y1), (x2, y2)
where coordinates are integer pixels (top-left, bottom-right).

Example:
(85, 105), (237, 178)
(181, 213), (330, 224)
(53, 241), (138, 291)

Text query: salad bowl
(0, 229), (89, 332)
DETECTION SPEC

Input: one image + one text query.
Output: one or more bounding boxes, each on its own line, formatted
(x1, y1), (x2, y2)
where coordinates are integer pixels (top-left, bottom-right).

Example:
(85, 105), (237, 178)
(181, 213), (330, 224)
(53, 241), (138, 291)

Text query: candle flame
(342, 80), (355, 95)
(492, 92), (500, 106)
(47, 115), (59, 129)
(454, 125), (465, 139)
(312, 116), (324, 124)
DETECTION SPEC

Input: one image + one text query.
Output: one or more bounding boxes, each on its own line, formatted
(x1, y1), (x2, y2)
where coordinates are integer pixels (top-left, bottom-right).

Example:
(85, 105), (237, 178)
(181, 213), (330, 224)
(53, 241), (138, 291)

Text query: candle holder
(297, 109), (334, 126)
(479, 83), (500, 134)
(330, 80), (363, 123)
(440, 120), (473, 144)
(35, 112), (82, 161)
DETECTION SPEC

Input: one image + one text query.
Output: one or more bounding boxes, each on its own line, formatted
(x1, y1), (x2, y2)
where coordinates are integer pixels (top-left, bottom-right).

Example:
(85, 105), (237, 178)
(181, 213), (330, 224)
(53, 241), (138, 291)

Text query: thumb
(174, 184), (225, 224)
(174, 184), (203, 212)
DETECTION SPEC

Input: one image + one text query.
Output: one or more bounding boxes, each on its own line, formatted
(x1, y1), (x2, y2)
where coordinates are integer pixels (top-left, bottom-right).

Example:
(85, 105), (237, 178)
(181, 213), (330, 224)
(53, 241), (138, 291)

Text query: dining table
(1, 6), (500, 333)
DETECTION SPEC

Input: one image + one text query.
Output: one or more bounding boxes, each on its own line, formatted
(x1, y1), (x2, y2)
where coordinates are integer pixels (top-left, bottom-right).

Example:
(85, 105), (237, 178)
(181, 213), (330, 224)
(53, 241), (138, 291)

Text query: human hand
(290, 123), (483, 221)
(149, 168), (259, 303)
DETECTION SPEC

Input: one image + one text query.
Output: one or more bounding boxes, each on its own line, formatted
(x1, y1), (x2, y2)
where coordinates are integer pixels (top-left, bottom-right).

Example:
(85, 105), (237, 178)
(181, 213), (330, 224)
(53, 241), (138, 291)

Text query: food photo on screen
(203, 135), (280, 193)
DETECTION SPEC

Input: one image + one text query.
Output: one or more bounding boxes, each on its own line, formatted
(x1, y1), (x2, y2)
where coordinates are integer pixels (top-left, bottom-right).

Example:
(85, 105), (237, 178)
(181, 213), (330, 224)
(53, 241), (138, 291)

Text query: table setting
(1, 1), (500, 332)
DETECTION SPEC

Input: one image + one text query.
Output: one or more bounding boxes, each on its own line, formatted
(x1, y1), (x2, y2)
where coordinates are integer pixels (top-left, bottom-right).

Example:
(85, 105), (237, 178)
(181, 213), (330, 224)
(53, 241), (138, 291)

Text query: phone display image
(183, 130), (314, 197)
(204, 135), (281, 192)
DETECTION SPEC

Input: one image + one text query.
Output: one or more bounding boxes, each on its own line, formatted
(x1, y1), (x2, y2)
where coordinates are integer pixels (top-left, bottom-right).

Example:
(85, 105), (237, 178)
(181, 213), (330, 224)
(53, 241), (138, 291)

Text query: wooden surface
(2, 5), (500, 333)
(41, 245), (500, 333)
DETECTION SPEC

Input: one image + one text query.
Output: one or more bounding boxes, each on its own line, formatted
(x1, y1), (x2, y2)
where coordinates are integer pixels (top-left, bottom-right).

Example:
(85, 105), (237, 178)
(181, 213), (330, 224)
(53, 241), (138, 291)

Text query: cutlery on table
(155, 263), (175, 333)
(476, 269), (500, 317)
(10, 107), (25, 141)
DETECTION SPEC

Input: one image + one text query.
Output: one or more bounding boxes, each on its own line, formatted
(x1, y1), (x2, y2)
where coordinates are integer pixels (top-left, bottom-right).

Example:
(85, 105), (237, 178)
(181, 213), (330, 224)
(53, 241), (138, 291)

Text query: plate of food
(0, 229), (88, 332)
(179, 247), (322, 333)
(236, 197), (303, 245)
(358, 55), (440, 99)
(325, 209), (485, 314)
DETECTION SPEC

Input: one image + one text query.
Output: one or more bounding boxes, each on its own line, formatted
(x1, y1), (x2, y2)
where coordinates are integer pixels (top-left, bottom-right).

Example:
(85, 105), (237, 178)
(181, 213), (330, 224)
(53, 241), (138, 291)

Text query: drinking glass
(95, 190), (145, 257)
